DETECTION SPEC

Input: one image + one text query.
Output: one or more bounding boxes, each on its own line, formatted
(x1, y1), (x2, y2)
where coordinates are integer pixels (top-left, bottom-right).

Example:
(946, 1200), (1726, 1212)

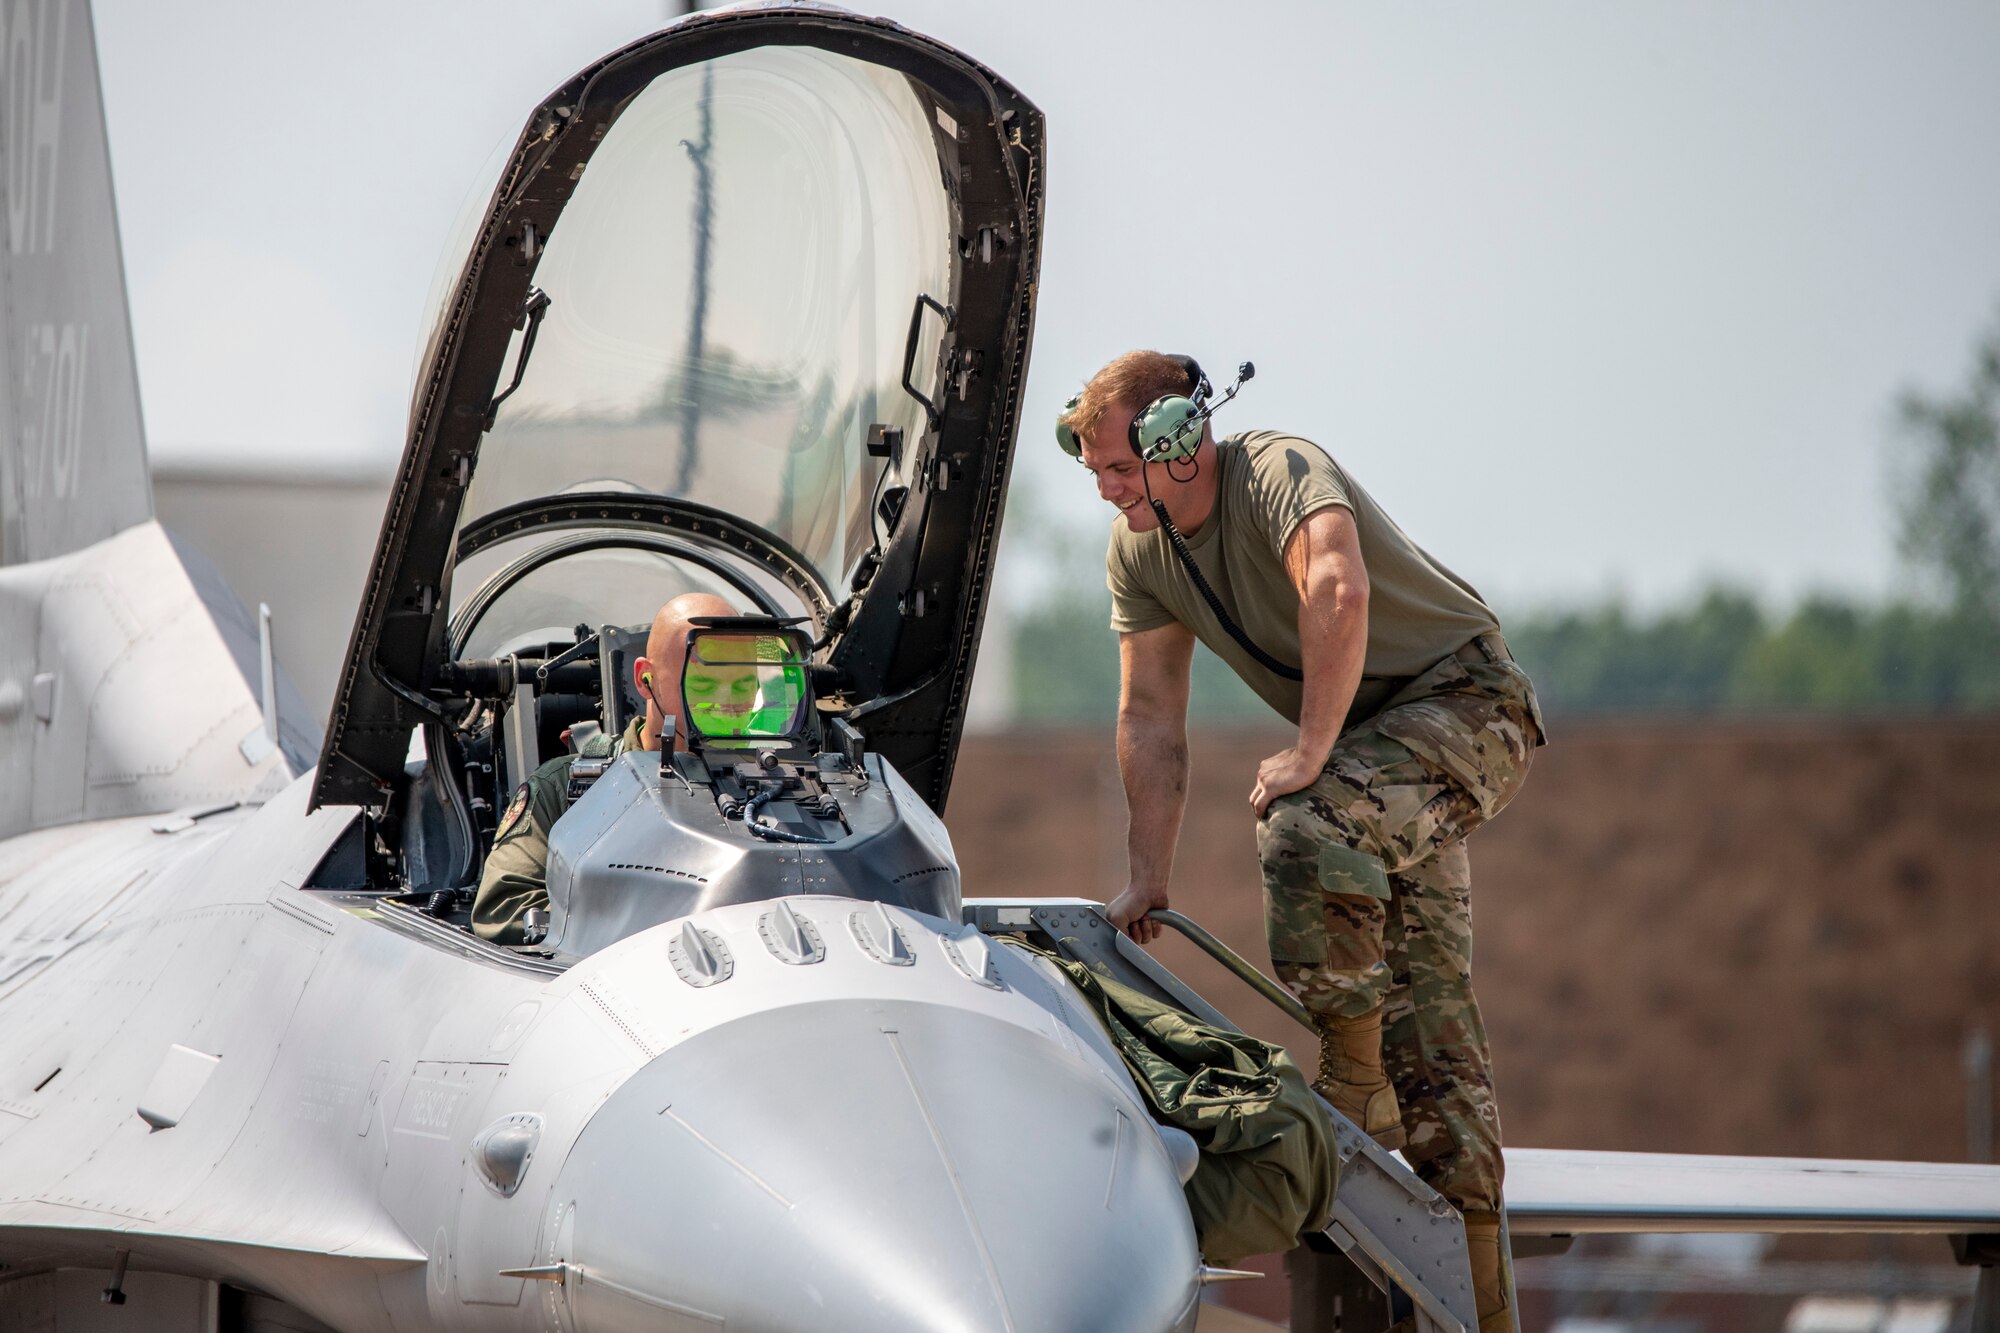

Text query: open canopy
(312, 4), (1043, 813)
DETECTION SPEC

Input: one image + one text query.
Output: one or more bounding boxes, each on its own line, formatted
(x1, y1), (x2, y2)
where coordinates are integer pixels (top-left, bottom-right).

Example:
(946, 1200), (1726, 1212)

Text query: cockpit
(381, 605), (957, 962)
(302, 9), (1041, 965)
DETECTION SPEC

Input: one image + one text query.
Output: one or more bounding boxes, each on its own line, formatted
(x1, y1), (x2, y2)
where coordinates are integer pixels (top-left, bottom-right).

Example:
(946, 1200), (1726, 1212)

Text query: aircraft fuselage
(0, 776), (1203, 1332)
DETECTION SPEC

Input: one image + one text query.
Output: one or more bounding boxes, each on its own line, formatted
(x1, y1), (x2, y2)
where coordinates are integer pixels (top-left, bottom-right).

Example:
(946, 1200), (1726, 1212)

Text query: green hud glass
(680, 629), (812, 746)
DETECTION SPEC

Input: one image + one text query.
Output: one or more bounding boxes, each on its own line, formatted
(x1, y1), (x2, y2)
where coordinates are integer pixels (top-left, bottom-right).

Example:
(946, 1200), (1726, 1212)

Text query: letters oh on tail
(0, 0), (313, 840)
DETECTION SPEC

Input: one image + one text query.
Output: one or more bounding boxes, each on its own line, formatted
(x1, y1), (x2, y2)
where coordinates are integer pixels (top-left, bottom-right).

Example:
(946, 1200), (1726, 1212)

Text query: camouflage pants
(1258, 641), (1540, 1214)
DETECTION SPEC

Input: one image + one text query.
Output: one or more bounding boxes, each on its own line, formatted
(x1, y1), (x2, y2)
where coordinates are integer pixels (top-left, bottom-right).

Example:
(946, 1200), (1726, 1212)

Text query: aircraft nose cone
(549, 999), (1201, 1333)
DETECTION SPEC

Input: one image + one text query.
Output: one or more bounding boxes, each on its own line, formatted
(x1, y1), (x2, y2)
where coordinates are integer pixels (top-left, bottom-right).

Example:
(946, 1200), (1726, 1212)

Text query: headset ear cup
(1054, 393), (1084, 458)
(1132, 395), (1202, 463)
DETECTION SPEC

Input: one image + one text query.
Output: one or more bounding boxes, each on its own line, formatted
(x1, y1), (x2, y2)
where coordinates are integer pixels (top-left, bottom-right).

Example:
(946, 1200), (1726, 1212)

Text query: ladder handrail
(1146, 907), (1318, 1033)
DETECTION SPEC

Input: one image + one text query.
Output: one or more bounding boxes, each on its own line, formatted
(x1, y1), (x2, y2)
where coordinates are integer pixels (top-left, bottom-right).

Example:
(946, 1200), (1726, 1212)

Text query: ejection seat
(486, 622), (652, 796)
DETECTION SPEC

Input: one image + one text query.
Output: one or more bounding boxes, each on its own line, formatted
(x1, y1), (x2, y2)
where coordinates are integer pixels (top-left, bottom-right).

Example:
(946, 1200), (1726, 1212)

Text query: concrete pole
(1968, 1027), (1994, 1164)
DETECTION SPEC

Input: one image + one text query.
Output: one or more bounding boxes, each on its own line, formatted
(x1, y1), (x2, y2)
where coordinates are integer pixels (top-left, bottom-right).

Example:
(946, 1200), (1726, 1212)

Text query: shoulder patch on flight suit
(496, 784), (531, 840)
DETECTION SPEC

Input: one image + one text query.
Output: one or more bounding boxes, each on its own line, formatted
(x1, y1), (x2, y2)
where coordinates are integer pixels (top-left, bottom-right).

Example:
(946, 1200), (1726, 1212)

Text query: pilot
(1061, 351), (1543, 1333)
(471, 591), (738, 943)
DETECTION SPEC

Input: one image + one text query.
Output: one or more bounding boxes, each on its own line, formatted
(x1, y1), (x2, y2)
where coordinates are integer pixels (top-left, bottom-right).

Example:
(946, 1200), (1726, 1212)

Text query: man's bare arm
(1250, 506), (1370, 815)
(1107, 622), (1195, 944)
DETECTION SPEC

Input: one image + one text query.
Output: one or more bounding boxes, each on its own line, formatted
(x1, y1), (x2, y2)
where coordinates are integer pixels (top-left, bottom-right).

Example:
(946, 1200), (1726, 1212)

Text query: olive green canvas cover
(1025, 947), (1341, 1261)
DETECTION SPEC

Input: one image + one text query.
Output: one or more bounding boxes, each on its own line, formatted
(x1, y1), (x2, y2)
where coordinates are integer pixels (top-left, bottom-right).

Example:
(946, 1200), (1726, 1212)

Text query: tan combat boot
(1312, 1007), (1405, 1150)
(1462, 1210), (1515, 1333)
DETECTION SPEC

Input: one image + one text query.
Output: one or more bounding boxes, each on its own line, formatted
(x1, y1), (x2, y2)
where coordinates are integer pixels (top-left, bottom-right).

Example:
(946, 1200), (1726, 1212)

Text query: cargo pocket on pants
(1264, 842), (1389, 968)
(1263, 874), (1327, 967)
(1318, 842), (1391, 900)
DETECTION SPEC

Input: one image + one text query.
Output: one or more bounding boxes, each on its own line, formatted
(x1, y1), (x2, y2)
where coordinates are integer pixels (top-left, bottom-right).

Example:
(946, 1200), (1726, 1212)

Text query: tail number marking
(19, 320), (85, 500)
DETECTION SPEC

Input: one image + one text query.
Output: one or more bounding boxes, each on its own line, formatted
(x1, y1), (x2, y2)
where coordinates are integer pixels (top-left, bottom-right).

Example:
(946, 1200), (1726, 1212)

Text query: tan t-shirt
(1107, 431), (1500, 724)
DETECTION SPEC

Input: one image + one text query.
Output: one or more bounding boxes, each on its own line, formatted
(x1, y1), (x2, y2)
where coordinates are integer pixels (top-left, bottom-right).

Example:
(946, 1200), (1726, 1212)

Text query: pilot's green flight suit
(471, 715), (647, 944)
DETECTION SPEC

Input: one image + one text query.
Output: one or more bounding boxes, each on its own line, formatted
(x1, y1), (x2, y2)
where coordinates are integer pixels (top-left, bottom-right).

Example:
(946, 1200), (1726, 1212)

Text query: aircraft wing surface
(1504, 1147), (2000, 1234)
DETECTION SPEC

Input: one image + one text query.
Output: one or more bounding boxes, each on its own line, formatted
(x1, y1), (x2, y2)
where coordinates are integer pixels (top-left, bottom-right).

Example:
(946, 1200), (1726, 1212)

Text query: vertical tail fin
(0, 0), (149, 565)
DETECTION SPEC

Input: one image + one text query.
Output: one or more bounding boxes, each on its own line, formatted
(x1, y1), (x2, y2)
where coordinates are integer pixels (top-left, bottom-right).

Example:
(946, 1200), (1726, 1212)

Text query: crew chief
(1063, 350), (1543, 1333)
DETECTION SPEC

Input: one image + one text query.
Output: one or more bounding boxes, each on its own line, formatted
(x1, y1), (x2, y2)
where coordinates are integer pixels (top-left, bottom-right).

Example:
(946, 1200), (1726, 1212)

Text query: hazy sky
(97, 1), (2000, 610)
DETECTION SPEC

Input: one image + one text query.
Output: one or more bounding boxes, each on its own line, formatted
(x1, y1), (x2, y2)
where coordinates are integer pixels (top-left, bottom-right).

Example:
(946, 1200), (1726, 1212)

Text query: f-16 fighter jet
(2, 5), (1998, 1332)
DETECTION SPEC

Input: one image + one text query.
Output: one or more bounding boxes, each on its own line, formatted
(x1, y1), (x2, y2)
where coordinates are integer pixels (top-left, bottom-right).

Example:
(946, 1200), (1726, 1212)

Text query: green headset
(1054, 354), (1214, 464)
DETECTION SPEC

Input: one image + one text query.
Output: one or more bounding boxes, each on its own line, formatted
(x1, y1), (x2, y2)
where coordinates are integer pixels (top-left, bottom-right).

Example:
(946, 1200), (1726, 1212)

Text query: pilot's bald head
(633, 592), (737, 751)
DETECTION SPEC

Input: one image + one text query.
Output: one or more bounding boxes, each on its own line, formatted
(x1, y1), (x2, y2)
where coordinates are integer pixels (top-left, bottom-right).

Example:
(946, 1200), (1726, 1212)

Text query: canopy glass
(458, 45), (953, 595)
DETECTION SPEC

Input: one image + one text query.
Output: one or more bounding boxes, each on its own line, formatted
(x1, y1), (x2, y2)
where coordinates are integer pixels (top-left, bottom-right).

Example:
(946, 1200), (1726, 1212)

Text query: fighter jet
(2, 4), (1998, 1332)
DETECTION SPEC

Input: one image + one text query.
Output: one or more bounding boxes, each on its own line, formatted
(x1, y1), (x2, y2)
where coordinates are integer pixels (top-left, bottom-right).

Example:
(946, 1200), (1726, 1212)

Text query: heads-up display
(681, 629), (811, 744)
